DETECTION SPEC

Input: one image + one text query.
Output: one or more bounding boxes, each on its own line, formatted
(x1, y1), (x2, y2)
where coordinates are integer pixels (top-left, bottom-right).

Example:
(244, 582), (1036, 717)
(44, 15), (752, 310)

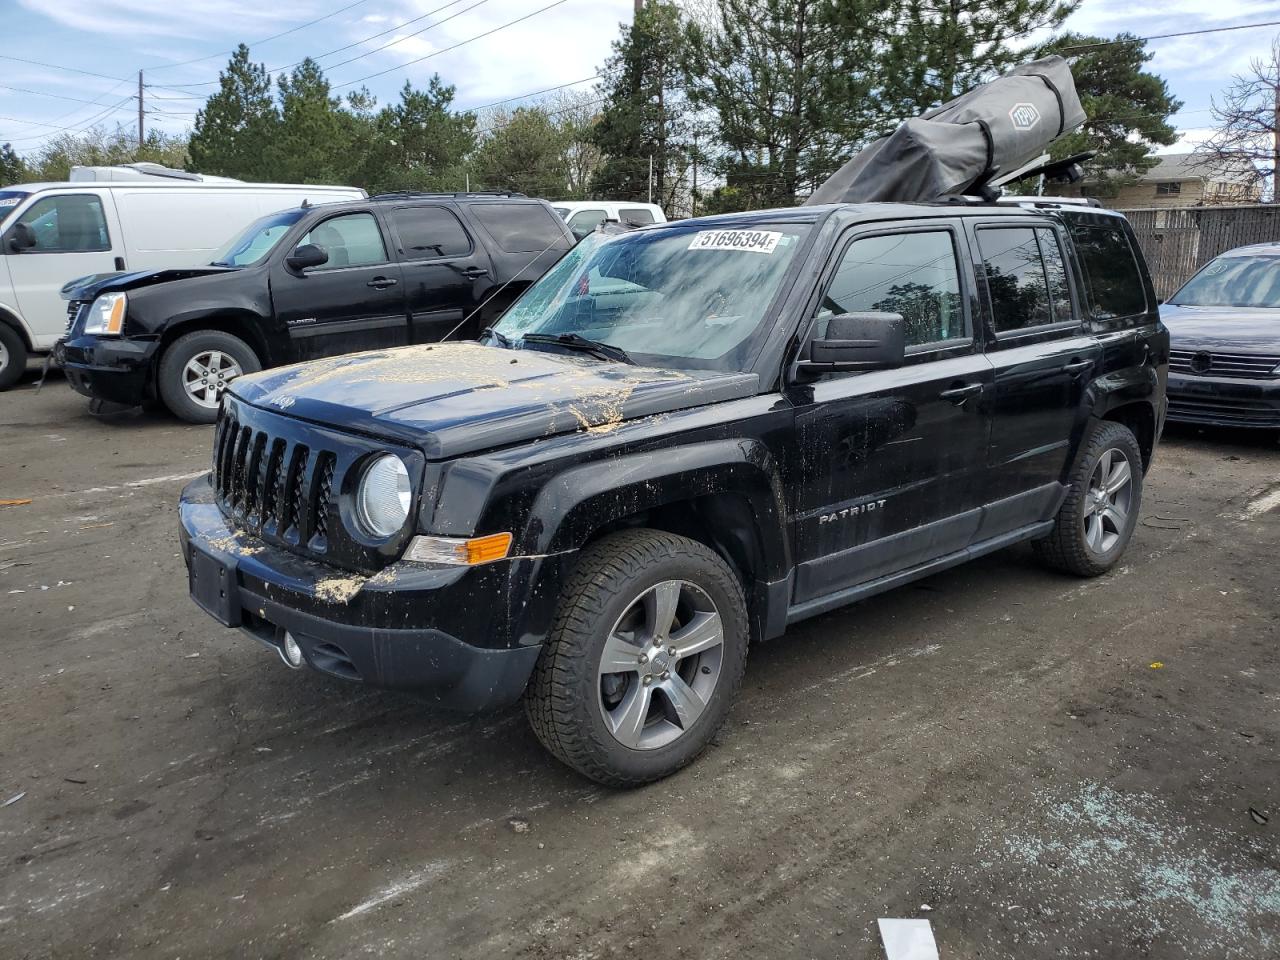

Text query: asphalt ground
(2, 367), (1278, 959)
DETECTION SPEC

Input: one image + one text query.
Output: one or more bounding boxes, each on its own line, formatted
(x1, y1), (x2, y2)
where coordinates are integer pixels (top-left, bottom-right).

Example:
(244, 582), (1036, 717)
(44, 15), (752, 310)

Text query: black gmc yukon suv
(179, 199), (1168, 786)
(59, 192), (573, 422)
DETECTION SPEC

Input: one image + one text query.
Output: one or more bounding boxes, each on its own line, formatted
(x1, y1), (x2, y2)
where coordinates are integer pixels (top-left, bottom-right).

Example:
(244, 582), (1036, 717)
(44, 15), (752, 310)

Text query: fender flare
(506, 439), (791, 648)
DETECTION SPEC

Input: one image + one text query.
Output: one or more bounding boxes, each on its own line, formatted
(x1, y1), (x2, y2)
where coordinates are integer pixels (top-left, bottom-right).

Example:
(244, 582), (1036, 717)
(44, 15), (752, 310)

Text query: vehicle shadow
(1162, 421), (1278, 452)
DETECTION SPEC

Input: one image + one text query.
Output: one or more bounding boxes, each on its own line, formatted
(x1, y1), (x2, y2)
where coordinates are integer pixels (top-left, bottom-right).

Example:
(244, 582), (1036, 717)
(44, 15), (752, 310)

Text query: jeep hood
(63, 266), (240, 301)
(230, 342), (759, 458)
(1160, 304), (1280, 353)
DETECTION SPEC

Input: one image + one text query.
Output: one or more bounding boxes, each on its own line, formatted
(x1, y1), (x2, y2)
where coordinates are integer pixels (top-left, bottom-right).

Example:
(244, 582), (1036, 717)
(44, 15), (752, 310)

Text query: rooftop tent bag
(805, 55), (1085, 205)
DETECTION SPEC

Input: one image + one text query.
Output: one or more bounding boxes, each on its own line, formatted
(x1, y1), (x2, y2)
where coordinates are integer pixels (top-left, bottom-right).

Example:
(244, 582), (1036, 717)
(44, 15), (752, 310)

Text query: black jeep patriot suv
(60, 192), (573, 422)
(179, 199), (1168, 785)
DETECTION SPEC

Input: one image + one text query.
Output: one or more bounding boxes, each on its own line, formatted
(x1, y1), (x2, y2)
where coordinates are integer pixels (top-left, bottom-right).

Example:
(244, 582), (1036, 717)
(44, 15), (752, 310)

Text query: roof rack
(370, 191), (528, 201)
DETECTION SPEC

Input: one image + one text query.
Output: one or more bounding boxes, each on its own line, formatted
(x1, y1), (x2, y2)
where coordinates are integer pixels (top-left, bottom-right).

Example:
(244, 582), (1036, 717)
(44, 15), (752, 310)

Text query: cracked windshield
(494, 224), (809, 370)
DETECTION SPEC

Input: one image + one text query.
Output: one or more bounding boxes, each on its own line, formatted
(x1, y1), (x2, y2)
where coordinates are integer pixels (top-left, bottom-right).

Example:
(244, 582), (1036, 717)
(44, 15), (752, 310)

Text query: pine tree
(686, 0), (879, 209)
(1036, 33), (1181, 196)
(1, 143), (26, 186)
(188, 44), (277, 180)
(865, 0), (1078, 130)
(591, 0), (690, 211)
(355, 78), (476, 194)
(473, 107), (570, 197)
(268, 59), (348, 183)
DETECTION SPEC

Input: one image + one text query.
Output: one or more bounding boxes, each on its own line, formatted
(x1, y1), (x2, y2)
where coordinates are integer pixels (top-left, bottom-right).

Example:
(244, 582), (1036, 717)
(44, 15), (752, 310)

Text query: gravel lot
(2, 370), (1278, 960)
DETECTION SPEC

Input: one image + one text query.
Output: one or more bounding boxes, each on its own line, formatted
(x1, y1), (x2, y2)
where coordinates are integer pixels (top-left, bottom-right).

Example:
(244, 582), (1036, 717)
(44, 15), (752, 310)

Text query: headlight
(83, 292), (127, 336)
(356, 455), (411, 537)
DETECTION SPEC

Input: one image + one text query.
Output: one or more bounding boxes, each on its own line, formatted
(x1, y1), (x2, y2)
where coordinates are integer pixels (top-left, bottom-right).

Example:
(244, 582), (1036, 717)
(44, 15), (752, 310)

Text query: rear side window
(390, 206), (471, 260)
(818, 230), (967, 346)
(620, 207), (657, 225)
(977, 226), (1073, 333)
(300, 212), (387, 268)
(566, 209), (606, 240)
(1066, 219), (1148, 319)
(14, 194), (110, 252)
(471, 203), (565, 253)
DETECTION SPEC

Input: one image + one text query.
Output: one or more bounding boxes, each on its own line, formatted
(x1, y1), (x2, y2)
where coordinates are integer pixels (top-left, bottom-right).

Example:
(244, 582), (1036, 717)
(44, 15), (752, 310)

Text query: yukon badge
(819, 498), (887, 525)
(1008, 102), (1040, 131)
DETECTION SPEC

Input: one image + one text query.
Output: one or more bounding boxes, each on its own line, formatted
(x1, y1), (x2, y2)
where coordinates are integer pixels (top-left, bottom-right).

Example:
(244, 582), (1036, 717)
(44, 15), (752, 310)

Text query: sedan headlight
(83, 292), (127, 336)
(356, 454), (411, 537)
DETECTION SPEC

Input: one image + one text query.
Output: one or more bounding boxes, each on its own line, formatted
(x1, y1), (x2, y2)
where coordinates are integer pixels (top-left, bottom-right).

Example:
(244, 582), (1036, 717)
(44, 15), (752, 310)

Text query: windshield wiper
(480, 325), (513, 347)
(522, 332), (634, 364)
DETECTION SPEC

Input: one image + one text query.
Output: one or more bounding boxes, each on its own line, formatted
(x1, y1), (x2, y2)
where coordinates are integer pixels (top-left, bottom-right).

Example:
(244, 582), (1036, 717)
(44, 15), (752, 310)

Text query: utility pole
(137, 70), (144, 149)
(635, 0), (644, 14)
(690, 136), (698, 218)
(648, 155), (654, 204)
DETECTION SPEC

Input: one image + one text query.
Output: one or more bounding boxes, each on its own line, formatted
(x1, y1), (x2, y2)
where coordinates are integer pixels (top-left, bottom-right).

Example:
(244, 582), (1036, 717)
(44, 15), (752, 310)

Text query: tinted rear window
(1065, 218), (1147, 320)
(391, 205), (472, 259)
(470, 202), (565, 253)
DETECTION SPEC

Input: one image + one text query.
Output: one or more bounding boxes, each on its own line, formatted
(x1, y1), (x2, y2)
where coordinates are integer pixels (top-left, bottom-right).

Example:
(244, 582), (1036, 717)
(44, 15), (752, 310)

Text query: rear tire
(157, 330), (259, 424)
(1033, 420), (1144, 577)
(0, 323), (28, 390)
(525, 529), (748, 787)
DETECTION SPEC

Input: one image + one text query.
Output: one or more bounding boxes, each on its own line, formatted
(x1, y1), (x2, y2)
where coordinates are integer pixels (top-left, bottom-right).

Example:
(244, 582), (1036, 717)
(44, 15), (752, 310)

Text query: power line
(1, 97), (137, 145)
(0, 54), (128, 83)
(474, 95), (606, 136)
(144, 0), (375, 71)
(324, 0), (495, 73)
(467, 74), (600, 112)
(0, 84), (126, 107)
(151, 0), (484, 89)
(1060, 21), (1280, 52)
(333, 0), (574, 90)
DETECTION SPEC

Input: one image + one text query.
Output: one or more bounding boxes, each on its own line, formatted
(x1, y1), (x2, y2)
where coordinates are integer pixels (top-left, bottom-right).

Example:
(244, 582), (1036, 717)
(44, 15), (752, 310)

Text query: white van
(0, 164), (365, 387)
(551, 200), (667, 241)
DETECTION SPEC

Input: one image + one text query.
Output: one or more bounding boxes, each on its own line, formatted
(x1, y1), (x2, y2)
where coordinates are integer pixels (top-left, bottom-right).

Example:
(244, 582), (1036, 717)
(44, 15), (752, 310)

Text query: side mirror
(6, 222), (36, 253)
(286, 243), (328, 272)
(800, 311), (906, 373)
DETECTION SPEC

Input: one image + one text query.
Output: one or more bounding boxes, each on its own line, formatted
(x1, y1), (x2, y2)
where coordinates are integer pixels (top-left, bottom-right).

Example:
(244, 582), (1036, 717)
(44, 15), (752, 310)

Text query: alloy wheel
(182, 350), (243, 409)
(1083, 447), (1133, 554)
(597, 579), (725, 751)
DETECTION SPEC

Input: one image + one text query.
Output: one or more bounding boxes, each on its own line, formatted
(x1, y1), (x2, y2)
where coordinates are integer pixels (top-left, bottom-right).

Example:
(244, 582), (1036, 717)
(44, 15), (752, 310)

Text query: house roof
(1141, 152), (1255, 185)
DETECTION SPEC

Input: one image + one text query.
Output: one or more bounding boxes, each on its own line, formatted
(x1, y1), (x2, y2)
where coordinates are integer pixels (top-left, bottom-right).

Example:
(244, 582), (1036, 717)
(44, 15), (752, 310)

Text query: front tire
(0, 324), (28, 390)
(157, 330), (260, 424)
(525, 529), (748, 787)
(1034, 420), (1144, 577)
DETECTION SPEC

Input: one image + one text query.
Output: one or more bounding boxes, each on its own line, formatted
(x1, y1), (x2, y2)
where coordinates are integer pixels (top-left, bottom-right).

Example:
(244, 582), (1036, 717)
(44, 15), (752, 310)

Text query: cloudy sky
(2, 0), (1277, 159)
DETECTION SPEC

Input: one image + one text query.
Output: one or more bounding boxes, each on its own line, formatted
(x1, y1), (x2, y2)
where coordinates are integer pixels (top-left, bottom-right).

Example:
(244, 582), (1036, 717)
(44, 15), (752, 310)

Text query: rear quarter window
(470, 202), (567, 253)
(1064, 215), (1148, 321)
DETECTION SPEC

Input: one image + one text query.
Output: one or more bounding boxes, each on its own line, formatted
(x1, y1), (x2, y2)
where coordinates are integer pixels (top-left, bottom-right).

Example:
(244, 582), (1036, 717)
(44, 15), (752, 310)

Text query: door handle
(461, 266), (489, 279)
(939, 382), (982, 403)
(367, 276), (398, 289)
(114, 256), (126, 271)
(1062, 358), (1093, 374)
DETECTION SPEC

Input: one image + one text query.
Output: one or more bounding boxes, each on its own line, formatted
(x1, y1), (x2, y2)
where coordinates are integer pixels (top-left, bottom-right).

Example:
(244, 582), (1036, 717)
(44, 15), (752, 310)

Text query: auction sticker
(688, 229), (782, 254)
(0, 197), (19, 208)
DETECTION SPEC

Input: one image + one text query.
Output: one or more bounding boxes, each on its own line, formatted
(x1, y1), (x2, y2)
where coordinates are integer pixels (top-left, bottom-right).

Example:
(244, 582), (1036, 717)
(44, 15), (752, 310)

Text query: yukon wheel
(0, 324), (27, 390)
(158, 330), (260, 424)
(526, 529), (748, 787)
(1034, 420), (1144, 577)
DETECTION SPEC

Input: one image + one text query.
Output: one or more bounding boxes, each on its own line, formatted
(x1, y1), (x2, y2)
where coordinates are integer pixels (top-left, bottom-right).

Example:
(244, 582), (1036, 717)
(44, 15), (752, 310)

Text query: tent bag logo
(1009, 102), (1041, 131)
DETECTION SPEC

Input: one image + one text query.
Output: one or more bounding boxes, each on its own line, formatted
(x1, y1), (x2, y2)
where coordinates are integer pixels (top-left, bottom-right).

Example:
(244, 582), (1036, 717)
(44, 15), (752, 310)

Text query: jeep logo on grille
(1009, 103), (1040, 131)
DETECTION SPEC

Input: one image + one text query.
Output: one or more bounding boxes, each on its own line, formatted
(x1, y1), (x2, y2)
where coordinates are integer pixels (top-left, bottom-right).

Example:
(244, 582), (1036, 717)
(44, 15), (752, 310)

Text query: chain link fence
(1117, 204), (1280, 299)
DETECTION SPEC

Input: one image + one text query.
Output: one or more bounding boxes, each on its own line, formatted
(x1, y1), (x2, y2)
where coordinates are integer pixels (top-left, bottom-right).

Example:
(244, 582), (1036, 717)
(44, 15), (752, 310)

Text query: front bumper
(59, 334), (157, 406)
(178, 475), (543, 711)
(1166, 372), (1280, 429)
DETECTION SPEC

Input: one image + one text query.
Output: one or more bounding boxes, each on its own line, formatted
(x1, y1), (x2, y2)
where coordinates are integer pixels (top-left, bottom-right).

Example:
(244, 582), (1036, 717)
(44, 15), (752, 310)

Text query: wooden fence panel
(1118, 205), (1280, 299)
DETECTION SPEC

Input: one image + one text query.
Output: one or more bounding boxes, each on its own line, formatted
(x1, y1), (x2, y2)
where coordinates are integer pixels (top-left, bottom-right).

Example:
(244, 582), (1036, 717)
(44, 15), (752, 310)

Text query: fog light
(280, 630), (304, 669)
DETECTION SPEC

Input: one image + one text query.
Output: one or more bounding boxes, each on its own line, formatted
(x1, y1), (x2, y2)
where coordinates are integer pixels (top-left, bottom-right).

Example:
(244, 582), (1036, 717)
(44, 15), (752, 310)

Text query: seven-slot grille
(1169, 349), (1280, 379)
(65, 301), (86, 336)
(212, 414), (337, 550)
